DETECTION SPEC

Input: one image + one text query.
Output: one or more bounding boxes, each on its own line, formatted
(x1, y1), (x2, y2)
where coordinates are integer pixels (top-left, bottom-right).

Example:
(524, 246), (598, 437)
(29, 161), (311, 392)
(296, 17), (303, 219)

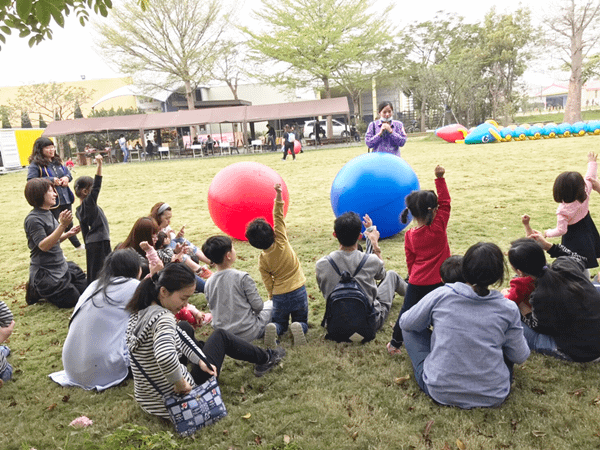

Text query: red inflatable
(208, 162), (289, 240)
(288, 140), (301, 155)
(435, 123), (469, 143)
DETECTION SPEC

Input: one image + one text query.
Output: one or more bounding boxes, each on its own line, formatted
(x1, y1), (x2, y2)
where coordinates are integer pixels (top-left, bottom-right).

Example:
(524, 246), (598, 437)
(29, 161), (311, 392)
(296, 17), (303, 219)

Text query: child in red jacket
(388, 165), (451, 354)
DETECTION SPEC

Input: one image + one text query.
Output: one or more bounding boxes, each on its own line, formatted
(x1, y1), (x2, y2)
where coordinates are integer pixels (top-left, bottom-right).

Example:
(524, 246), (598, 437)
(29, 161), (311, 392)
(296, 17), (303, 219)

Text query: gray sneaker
(264, 323), (278, 349)
(254, 347), (286, 377)
(290, 322), (307, 346)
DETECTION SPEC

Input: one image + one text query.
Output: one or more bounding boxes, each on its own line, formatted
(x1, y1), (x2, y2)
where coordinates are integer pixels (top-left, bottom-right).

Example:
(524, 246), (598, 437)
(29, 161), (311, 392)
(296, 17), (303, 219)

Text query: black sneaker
(254, 347), (286, 377)
(25, 280), (41, 305)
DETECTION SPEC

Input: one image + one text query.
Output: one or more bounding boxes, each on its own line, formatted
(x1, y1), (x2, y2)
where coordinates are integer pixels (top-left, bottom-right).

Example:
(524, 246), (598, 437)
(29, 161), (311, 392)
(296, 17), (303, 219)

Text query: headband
(157, 203), (171, 215)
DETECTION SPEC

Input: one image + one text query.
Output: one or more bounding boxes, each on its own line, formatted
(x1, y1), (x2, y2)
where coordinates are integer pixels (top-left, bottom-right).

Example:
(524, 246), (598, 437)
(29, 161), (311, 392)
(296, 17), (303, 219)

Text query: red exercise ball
(208, 162), (289, 240)
(288, 140), (301, 154)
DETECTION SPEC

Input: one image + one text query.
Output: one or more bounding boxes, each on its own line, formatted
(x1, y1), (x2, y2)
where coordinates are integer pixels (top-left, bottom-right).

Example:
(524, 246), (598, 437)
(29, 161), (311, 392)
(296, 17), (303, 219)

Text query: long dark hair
(29, 137), (62, 166)
(462, 242), (505, 297)
(127, 263), (196, 313)
(85, 249), (141, 308)
(508, 238), (585, 299)
(118, 217), (159, 256)
(400, 190), (438, 225)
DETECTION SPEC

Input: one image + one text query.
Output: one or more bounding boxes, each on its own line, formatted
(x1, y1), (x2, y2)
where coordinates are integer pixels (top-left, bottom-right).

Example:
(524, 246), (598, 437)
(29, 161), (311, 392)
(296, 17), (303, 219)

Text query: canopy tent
(42, 97), (350, 138)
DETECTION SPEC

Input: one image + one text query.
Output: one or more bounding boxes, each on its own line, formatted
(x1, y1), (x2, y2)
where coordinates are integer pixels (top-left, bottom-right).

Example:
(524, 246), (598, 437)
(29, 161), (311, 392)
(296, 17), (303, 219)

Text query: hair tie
(157, 203), (170, 215)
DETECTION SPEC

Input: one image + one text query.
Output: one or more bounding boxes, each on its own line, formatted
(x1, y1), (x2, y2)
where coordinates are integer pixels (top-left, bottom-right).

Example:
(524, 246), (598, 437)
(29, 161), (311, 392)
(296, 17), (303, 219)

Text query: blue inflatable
(330, 153), (420, 239)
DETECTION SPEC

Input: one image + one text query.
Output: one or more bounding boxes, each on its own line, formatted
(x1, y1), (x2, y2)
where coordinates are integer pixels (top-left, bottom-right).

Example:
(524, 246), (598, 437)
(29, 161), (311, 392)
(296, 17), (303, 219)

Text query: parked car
(304, 119), (349, 139)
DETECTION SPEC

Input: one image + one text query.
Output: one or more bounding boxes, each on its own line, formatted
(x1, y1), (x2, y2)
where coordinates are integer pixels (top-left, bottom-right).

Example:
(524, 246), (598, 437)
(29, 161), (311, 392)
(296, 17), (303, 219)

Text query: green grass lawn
(3, 137), (600, 449)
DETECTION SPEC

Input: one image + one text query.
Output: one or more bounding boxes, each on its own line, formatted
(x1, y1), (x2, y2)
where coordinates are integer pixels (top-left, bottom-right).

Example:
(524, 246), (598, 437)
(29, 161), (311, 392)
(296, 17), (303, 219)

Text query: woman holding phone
(365, 101), (407, 157)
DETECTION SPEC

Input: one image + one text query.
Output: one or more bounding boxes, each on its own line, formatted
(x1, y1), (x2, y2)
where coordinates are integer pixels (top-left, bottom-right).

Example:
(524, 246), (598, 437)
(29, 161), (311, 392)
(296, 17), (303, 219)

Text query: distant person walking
(118, 134), (129, 163)
(267, 124), (277, 152)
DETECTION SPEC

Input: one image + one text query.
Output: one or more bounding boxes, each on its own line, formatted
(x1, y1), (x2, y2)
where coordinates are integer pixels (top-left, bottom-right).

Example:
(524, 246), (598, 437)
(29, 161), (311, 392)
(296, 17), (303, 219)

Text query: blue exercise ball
(330, 153), (420, 239)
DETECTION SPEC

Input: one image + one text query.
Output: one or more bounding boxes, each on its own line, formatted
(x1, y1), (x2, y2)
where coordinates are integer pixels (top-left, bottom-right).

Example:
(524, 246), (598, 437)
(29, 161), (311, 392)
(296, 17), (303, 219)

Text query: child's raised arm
(435, 165), (445, 178)
(95, 154), (103, 176)
(522, 214), (534, 237)
(274, 183), (283, 202)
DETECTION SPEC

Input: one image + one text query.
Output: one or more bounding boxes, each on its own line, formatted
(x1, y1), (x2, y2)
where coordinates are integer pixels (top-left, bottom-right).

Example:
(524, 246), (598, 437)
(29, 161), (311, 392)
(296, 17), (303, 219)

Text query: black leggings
(177, 323), (269, 385)
(283, 142), (295, 160)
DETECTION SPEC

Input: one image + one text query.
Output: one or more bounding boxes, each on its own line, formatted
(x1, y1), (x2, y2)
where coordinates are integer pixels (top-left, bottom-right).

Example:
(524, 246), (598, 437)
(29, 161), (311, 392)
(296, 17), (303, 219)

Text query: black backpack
(321, 253), (377, 343)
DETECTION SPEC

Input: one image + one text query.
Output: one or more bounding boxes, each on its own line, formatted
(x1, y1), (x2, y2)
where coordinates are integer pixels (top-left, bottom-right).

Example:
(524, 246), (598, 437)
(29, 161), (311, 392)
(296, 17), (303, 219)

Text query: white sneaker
(264, 323), (278, 349)
(290, 322), (307, 346)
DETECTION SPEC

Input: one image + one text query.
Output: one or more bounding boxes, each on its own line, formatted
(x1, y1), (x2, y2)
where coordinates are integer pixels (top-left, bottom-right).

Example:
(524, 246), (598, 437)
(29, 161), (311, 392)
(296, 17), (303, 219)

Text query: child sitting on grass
(202, 235), (273, 342)
(154, 231), (213, 279)
(245, 183), (308, 347)
(439, 255), (464, 284)
(74, 154), (111, 283)
(400, 242), (530, 409)
(0, 300), (15, 388)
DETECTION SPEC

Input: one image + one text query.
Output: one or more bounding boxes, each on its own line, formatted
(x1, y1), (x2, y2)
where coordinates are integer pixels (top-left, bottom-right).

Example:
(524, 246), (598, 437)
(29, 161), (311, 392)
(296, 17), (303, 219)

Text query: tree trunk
(323, 77), (333, 139)
(184, 80), (197, 139)
(565, 27), (584, 123)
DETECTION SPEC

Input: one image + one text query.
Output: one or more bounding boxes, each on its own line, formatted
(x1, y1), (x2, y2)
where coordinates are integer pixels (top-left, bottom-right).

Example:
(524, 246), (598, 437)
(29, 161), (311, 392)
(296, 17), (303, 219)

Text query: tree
(73, 102), (83, 119)
(0, 106), (13, 128)
(96, 0), (229, 115)
(9, 82), (93, 124)
(546, 0), (600, 122)
(38, 114), (47, 128)
(21, 110), (32, 128)
(477, 8), (536, 123)
(244, 0), (394, 137)
(0, 0), (113, 49)
(211, 40), (249, 101)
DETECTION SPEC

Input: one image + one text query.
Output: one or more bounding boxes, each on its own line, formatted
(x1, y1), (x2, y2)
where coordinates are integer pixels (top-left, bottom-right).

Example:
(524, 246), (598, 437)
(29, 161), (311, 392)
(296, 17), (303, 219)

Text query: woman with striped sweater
(125, 263), (285, 420)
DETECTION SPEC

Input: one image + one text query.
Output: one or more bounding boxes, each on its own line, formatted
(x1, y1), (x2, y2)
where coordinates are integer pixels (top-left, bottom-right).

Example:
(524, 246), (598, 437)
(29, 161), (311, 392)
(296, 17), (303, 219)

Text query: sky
(0, 0), (561, 88)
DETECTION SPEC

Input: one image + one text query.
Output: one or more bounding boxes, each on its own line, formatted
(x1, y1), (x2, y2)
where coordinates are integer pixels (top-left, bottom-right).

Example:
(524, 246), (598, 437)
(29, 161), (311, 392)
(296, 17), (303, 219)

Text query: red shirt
(504, 276), (534, 308)
(405, 178), (451, 285)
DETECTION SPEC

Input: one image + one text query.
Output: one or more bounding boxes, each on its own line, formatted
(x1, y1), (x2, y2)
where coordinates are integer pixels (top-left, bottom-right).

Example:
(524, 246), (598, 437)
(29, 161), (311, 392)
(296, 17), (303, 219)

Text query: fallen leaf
(242, 413), (251, 419)
(511, 419), (518, 431)
(240, 386), (245, 394)
(592, 396), (600, 405)
(351, 431), (358, 441)
(9, 400), (17, 407)
(532, 430), (546, 437)
(442, 443), (451, 450)
(394, 375), (411, 385)
(223, 430), (228, 435)
(531, 387), (546, 395)
(283, 435), (291, 444)
(456, 438), (466, 449)
(569, 388), (585, 396)
(47, 403), (57, 411)
(254, 436), (262, 445)
(62, 395), (70, 403)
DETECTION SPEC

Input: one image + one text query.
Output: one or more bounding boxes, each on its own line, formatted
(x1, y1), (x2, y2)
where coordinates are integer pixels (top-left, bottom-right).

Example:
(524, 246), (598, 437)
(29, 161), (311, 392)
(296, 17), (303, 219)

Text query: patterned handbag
(130, 330), (227, 437)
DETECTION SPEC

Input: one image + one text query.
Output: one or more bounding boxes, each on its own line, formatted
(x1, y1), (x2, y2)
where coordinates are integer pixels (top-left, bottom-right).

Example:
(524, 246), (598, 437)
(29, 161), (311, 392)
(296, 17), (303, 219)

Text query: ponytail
(126, 263), (196, 313)
(403, 190), (438, 225)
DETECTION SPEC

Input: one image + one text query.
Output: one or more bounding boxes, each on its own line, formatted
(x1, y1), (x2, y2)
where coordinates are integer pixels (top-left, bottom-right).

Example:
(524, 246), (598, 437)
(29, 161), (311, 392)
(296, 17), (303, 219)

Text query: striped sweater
(0, 301), (14, 374)
(126, 304), (206, 420)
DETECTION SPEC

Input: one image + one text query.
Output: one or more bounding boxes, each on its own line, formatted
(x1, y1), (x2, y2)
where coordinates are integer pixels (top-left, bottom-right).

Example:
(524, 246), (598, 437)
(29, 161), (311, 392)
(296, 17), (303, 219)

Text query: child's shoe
(25, 280), (41, 305)
(386, 342), (402, 356)
(264, 323), (278, 349)
(198, 313), (212, 327)
(290, 322), (307, 346)
(0, 346), (10, 358)
(254, 347), (286, 377)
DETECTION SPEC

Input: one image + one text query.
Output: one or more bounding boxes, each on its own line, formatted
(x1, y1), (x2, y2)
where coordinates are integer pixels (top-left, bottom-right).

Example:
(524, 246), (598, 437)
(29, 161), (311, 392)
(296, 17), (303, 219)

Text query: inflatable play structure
(208, 162), (289, 240)
(435, 119), (600, 144)
(330, 152), (420, 239)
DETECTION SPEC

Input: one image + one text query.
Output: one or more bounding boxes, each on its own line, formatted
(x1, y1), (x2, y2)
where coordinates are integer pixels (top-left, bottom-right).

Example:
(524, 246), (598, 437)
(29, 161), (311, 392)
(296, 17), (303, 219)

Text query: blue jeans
(195, 275), (205, 293)
(521, 322), (573, 361)
(121, 145), (129, 162)
(271, 285), (308, 335)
